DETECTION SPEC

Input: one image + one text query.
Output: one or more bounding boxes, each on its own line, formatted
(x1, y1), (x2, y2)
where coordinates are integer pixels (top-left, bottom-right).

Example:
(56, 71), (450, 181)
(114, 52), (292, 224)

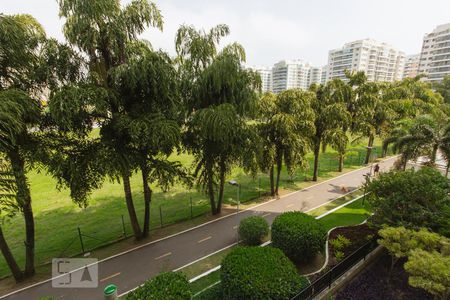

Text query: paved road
(0, 157), (397, 300)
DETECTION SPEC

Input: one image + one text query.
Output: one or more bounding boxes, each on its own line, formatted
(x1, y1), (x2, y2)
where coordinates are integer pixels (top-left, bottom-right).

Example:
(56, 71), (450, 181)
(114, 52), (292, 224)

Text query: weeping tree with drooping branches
(176, 24), (260, 214)
(0, 13), (83, 280)
(51, 0), (173, 239)
(257, 90), (315, 196)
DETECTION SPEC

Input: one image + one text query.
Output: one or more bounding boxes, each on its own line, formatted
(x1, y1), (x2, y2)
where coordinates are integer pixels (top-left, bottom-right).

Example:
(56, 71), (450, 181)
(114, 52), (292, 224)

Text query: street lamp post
(228, 180), (240, 245)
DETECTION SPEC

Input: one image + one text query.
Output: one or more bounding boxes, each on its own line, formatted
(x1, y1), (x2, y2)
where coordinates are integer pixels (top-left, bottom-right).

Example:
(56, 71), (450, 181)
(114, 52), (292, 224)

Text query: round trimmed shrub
(221, 246), (309, 299)
(126, 272), (191, 300)
(272, 212), (326, 262)
(238, 216), (269, 245)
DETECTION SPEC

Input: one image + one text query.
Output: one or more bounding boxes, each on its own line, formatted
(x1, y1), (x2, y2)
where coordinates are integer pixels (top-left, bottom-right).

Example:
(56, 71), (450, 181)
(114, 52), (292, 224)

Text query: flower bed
(328, 223), (377, 263)
(308, 223), (377, 281)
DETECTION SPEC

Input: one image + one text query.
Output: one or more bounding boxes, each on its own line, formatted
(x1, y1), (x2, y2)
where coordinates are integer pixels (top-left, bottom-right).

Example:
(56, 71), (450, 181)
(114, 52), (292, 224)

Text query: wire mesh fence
(29, 146), (389, 272)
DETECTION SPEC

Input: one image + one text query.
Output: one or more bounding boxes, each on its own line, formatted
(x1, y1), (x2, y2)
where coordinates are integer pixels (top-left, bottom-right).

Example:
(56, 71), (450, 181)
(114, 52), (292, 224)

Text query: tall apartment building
(308, 67), (323, 86)
(320, 65), (328, 84)
(403, 54), (420, 78)
(327, 39), (405, 82)
(418, 23), (450, 83)
(248, 66), (273, 93)
(271, 60), (327, 93)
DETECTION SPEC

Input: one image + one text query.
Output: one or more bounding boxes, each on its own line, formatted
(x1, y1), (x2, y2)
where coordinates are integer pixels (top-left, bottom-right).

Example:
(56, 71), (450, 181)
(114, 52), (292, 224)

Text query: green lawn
(0, 138), (384, 278)
(319, 198), (372, 231)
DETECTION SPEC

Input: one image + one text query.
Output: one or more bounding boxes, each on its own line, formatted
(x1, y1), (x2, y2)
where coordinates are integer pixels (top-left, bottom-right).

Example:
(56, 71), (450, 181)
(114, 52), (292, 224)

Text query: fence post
(190, 196), (193, 219)
(77, 227), (85, 254)
(121, 215), (126, 237)
(159, 205), (163, 228)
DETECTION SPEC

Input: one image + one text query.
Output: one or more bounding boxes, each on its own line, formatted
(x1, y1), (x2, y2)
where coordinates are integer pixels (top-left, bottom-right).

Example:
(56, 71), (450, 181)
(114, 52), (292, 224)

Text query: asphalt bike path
(0, 157), (397, 300)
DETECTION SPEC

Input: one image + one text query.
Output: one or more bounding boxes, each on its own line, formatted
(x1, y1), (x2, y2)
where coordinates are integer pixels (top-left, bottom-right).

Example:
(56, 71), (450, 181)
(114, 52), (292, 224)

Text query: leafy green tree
(433, 75), (450, 104)
(0, 159), (23, 281)
(309, 80), (350, 181)
(257, 90), (315, 194)
(405, 249), (450, 300)
(0, 13), (82, 279)
(378, 227), (446, 270)
(367, 167), (450, 233)
(176, 25), (259, 214)
(109, 47), (188, 237)
(380, 77), (444, 160)
(379, 226), (450, 294)
(394, 114), (450, 169)
(381, 119), (413, 158)
(53, 0), (164, 238)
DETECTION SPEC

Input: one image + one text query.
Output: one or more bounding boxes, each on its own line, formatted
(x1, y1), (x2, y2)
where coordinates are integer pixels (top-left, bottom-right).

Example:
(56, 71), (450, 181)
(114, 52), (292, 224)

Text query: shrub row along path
(0, 157), (397, 300)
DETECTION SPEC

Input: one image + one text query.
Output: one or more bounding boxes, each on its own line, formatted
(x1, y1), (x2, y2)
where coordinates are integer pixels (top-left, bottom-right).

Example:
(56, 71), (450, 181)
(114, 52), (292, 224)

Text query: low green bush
(127, 272), (191, 300)
(221, 246), (309, 299)
(330, 234), (351, 251)
(238, 216), (269, 246)
(272, 212), (326, 262)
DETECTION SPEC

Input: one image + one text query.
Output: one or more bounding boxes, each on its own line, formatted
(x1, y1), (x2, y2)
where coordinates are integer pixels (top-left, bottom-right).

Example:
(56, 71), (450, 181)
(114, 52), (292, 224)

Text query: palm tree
(257, 90), (315, 195)
(395, 115), (450, 170)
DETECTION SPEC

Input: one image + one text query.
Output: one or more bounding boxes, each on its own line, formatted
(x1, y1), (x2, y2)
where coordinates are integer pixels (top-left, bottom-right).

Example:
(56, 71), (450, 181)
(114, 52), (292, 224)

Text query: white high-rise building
(271, 60), (312, 93)
(320, 65), (328, 84)
(308, 67), (323, 86)
(403, 54), (420, 78)
(247, 66), (273, 93)
(327, 39), (405, 82)
(418, 23), (450, 83)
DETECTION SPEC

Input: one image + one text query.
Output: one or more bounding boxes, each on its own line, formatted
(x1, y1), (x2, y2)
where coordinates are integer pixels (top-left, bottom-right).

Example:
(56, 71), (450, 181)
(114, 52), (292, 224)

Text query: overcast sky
(3, 0), (450, 67)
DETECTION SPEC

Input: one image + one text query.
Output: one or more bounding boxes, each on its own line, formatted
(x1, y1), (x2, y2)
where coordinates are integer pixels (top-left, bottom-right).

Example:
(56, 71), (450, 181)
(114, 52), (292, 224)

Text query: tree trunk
(430, 144), (438, 164)
(9, 151), (35, 277)
(338, 153), (344, 172)
(402, 155), (408, 171)
(321, 143), (327, 154)
(381, 144), (387, 158)
(206, 160), (217, 215)
(364, 135), (374, 165)
(313, 141), (320, 181)
(269, 165), (275, 196)
(275, 154), (282, 196)
(122, 172), (142, 239)
(216, 158), (226, 214)
(0, 225), (24, 282)
(141, 165), (152, 238)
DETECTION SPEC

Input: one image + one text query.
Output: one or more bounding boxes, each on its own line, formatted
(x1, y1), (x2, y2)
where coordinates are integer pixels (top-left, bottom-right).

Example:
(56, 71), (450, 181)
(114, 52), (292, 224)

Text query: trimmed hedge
(238, 216), (269, 246)
(127, 272), (191, 300)
(221, 246), (309, 299)
(272, 212), (326, 262)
